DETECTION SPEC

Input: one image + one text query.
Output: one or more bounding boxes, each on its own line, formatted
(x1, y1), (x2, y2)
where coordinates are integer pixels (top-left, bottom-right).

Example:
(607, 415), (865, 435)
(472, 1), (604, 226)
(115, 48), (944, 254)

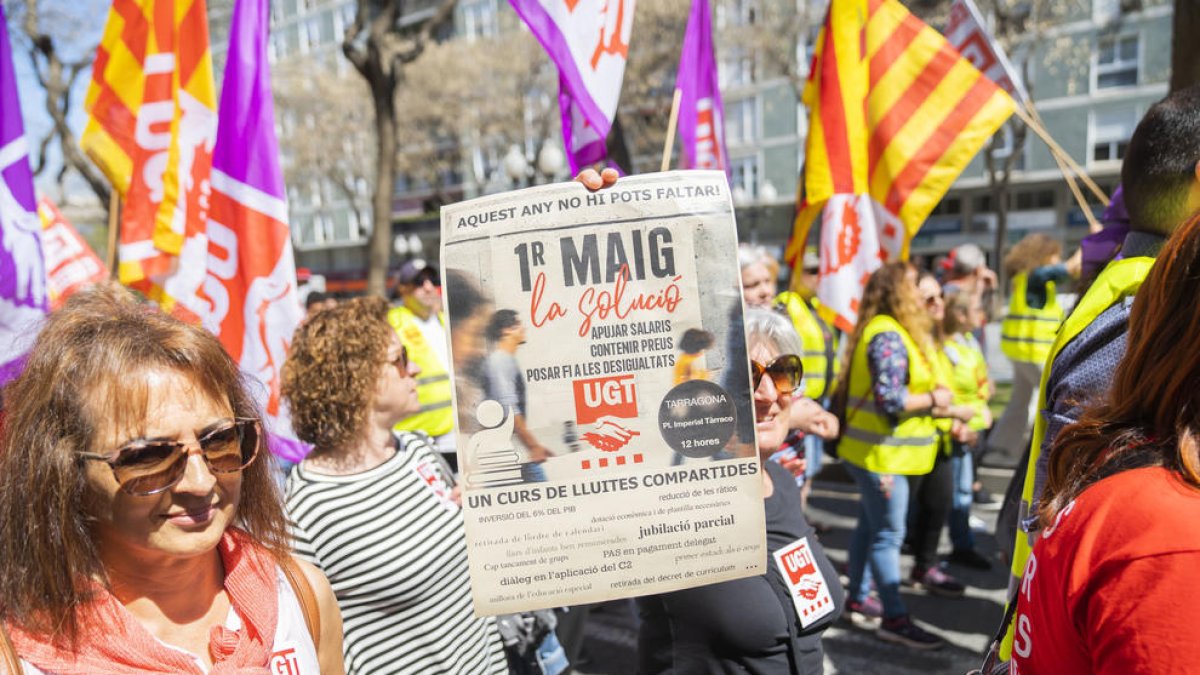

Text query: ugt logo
(573, 374), (637, 425)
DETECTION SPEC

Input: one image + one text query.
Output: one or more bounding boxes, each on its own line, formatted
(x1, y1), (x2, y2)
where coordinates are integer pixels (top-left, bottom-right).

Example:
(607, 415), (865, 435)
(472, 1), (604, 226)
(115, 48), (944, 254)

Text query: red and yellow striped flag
(787, 0), (1013, 331)
(81, 0), (216, 321)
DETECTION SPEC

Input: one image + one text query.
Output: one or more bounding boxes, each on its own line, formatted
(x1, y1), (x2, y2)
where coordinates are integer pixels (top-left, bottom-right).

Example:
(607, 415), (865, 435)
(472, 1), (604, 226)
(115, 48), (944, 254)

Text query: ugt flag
(0, 6), (48, 387)
(207, 0), (305, 462)
(788, 0), (1013, 331)
(944, 0), (1030, 104)
(39, 197), (109, 310)
(675, 0), (727, 173)
(510, 0), (635, 173)
(81, 0), (217, 322)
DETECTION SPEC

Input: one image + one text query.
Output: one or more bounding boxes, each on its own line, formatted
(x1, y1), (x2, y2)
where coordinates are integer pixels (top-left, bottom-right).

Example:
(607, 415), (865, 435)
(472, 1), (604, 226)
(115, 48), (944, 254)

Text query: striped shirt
(285, 433), (506, 674)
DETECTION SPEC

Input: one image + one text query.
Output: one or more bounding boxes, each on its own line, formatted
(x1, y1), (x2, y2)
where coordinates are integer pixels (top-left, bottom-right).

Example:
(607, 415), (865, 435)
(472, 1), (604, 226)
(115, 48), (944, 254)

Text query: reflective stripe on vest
(776, 292), (838, 400)
(387, 305), (454, 437)
(1000, 272), (1063, 365)
(999, 255), (1154, 661)
(839, 315), (938, 475)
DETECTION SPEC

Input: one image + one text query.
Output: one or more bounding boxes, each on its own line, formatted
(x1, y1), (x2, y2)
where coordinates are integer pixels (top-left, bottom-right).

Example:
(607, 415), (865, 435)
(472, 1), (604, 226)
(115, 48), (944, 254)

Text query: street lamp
(504, 142), (566, 188)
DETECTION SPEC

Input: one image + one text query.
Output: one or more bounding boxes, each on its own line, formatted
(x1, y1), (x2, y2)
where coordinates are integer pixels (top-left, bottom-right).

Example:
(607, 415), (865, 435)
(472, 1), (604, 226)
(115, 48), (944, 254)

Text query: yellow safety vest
(944, 334), (990, 433)
(387, 305), (454, 437)
(1000, 255), (1155, 660)
(932, 348), (954, 456)
(1000, 272), (1063, 365)
(840, 315), (938, 475)
(776, 291), (839, 400)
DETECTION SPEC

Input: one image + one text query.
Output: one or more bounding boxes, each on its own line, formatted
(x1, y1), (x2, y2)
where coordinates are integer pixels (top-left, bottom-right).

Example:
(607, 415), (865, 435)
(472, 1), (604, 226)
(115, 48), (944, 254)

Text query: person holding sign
(637, 308), (843, 674)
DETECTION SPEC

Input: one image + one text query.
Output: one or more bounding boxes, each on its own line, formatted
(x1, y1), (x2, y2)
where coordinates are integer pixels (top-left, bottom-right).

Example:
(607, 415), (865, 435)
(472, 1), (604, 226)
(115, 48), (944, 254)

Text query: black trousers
(906, 448), (954, 571)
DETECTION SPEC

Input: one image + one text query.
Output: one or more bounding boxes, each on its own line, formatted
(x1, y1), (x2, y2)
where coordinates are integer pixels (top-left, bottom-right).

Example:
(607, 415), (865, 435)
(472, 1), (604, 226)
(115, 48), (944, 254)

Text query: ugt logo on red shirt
(573, 374), (637, 425)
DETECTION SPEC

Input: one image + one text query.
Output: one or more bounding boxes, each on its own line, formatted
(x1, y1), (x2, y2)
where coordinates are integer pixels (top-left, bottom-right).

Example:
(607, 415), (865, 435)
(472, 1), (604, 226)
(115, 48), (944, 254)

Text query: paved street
(576, 463), (1016, 674)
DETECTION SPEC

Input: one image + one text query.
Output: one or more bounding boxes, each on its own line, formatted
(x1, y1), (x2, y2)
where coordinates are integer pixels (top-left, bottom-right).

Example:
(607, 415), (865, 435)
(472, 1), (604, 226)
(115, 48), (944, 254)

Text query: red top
(1011, 466), (1200, 674)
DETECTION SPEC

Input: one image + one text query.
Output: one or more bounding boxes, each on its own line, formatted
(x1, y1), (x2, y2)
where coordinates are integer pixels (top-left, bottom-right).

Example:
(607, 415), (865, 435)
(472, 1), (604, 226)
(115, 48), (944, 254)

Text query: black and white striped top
(285, 432), (506, 674)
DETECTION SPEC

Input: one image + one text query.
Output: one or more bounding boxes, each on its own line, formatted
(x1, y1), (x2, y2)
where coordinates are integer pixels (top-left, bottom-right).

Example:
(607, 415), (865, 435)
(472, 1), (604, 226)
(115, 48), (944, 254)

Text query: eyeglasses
(388, 346), (410, 372)
(78, 418), (261, 496)
(751, 354), (803, 395)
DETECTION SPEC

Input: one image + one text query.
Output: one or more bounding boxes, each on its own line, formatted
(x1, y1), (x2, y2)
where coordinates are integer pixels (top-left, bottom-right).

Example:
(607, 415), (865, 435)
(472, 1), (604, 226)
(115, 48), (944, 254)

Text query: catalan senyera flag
(81, 0), (216, 322)
(787, 0), (1014, 331)
(207, 0), (306, 462)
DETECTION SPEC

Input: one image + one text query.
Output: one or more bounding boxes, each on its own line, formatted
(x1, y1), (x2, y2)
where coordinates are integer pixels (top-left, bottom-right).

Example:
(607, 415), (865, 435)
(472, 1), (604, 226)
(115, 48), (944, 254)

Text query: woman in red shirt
(1012, 212), (1200, 674)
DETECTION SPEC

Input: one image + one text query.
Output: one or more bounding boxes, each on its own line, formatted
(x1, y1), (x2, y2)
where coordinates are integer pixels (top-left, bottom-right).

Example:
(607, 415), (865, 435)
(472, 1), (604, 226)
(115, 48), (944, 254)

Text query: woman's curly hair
(283, 296), (395, 451)
(1003, 232), (1062, 277)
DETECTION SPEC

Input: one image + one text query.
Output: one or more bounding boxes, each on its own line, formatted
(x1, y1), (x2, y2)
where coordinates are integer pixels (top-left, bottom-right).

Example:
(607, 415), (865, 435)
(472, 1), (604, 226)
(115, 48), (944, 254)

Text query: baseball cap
(395, 259), (439, 286)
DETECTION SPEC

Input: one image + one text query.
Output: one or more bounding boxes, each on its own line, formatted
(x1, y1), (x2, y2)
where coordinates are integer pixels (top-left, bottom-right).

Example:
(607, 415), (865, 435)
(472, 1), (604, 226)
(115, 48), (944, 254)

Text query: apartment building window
(725, 97), (757, 146)
(461, 0), (498, 40)
(720, 48), (755, 88)
(1095, 34), (1138, 89)
(1090, 107), (1137, 163)
(729, 0), (758, 26)
(1013, 189), (1055, 211)
(730, 156), (759, 198)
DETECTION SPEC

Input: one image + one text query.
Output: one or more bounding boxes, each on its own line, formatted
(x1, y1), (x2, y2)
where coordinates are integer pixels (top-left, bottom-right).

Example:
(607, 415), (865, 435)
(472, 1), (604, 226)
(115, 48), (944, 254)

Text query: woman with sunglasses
(833, 261), (958, 650)
(281, 297), (506, 674)
(638, 308), (843, 674)
(0, 284), (344, 672)
(902, 272), (978, 597)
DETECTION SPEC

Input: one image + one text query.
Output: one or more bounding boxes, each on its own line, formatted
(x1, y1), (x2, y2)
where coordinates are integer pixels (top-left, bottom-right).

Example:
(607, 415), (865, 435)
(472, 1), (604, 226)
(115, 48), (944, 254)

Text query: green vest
(776, 291), (839, 400)
(840, 315), (938, 475)
(387, 305), (454, 437)
(1000, 255), (1155, 661)
(944, 334), (990, 433)
(1000, 272), (1063, 365)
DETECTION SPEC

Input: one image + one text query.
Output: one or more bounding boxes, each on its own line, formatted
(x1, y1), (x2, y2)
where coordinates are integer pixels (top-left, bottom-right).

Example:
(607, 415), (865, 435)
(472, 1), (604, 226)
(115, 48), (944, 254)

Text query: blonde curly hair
(283, 295), (395, 451)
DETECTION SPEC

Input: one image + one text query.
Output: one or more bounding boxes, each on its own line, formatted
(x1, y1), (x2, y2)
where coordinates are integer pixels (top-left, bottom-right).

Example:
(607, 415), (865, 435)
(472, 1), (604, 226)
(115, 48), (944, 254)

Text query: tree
(343, 0), (459, 297)
(273, 64), (374, 231)
(5, 0), (110, 210)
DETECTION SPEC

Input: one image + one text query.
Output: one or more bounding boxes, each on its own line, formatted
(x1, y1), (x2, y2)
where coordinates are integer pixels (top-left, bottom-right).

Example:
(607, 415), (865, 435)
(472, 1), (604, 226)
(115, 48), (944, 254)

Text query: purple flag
(676, 0), (728, 173)
(0, 6), (48, 387)
(208, 0), (307, 462)
(509, 0), (635, 173)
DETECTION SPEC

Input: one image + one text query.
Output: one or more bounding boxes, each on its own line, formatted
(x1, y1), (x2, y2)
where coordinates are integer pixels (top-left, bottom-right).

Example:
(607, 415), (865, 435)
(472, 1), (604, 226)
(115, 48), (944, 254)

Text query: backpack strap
(0, 621), (22, 674)
(279, 556), (321, 648)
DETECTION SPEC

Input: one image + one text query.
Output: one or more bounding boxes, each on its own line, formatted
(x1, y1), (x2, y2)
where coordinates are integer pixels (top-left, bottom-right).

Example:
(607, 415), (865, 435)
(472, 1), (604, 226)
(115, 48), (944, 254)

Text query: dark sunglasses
(78, 418), (261, 496)
(923, 292), (944, 307)
(388, 346), (410, 372)
(751, 354), (803, 395)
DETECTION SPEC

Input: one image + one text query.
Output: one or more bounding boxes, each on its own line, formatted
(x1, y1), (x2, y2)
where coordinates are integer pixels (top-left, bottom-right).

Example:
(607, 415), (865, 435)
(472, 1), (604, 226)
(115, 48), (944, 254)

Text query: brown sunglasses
(78, 418), (261, 496)
(751, 354), (803, 395)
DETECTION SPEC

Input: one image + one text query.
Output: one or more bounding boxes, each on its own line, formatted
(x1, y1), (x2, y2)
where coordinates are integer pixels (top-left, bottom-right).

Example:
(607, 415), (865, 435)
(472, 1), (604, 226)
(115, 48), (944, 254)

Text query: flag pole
(661, 88), (682, 172)
(105, 192), (120, 278)
(1012, 103), (1109, 207)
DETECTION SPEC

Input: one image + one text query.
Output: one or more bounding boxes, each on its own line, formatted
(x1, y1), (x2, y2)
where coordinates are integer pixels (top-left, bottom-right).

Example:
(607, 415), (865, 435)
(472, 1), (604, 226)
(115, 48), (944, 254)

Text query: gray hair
(743, 307), (803, 357)
(738, 243), (771, 271)
(950, 243), (986, 275)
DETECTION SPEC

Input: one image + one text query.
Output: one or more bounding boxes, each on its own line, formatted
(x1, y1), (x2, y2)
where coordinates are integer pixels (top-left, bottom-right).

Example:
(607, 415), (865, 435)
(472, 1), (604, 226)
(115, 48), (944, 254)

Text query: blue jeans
(949, 451), (975, 550)
(846, 462), (909, 619)
(803, 432), (824, 481)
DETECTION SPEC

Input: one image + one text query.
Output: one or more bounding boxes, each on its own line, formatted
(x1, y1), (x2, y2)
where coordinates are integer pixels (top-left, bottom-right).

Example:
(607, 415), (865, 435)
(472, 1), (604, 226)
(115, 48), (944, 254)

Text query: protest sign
(442, 170), (766, 615)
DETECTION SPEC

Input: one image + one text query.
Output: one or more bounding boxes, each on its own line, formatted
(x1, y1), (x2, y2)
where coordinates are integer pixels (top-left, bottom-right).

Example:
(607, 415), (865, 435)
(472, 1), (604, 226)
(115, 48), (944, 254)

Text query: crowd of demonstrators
(940, 243), (997, 336)
(997, 84), (1200, 663)
(281, 296), (507, 675)
(0, 284), (344, 673)
(1011, 211), (1200, 673)
(989, 233), (1073, 466)
(638, 308), (843, 674)
(386, 259), (458, 469)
